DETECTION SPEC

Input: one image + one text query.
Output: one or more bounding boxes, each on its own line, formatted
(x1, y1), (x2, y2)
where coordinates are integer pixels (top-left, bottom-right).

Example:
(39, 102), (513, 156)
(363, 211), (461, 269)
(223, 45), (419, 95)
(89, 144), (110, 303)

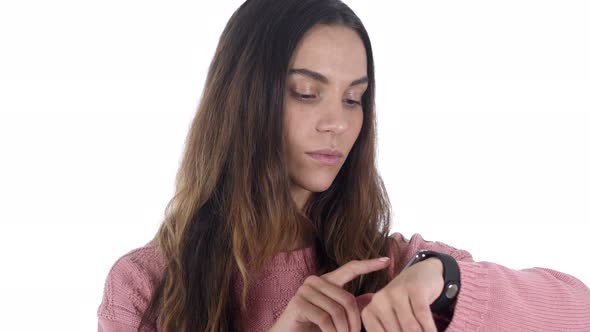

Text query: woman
(97, 0), (590, 331)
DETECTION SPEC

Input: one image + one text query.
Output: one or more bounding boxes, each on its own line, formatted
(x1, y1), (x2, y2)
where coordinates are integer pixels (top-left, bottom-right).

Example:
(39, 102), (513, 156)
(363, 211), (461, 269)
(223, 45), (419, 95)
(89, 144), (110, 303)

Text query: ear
(355, 292), (374, 312)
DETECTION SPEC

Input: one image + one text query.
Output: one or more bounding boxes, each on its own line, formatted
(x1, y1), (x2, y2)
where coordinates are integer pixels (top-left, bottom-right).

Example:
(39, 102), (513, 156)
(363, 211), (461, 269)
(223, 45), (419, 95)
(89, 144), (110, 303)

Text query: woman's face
(283, 24), (367, 209)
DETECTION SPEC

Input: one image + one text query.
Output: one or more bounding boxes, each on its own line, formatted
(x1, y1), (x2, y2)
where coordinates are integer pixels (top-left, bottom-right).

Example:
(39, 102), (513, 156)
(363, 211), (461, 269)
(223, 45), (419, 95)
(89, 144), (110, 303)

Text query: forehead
(289, 24), (367, 81)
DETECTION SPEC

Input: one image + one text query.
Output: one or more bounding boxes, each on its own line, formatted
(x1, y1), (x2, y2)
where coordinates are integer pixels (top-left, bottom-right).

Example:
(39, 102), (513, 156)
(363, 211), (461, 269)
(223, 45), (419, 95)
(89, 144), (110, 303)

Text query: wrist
(402, 250), (461, 313)
(424, 257), (443, 275)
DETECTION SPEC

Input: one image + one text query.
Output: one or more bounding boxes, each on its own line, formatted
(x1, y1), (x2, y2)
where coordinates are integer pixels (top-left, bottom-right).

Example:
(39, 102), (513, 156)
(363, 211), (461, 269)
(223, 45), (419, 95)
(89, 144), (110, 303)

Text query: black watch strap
(401, 250), (461, 313)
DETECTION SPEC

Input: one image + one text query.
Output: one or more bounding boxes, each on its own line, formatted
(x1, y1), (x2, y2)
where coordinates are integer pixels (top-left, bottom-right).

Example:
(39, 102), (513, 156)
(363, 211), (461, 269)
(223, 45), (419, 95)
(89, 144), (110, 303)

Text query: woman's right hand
(269, 257), (391, 332)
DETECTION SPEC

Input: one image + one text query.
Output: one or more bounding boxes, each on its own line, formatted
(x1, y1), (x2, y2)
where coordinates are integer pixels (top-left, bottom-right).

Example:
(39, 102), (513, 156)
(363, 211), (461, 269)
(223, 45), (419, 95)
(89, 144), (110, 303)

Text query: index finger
(321, 257), (391, 287)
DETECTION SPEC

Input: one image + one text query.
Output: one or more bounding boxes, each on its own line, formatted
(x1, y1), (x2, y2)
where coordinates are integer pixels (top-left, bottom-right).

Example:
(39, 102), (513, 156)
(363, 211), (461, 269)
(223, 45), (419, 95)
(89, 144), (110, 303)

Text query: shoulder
(97, 239), (165, 328)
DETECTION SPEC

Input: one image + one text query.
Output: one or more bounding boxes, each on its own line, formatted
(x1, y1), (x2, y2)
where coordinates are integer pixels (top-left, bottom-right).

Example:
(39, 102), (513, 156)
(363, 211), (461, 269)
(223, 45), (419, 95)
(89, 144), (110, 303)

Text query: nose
(315, 98), (349, 135)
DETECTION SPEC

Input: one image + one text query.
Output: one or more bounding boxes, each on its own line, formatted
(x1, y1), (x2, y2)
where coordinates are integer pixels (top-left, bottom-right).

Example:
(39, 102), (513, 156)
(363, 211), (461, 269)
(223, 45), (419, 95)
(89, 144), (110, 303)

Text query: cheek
(283, 105), (309, 141)
(284, 124), (306, 162)
(349, 112), (364, 141)
(356, 112), (364, 131)
(283, 107), (305, 158)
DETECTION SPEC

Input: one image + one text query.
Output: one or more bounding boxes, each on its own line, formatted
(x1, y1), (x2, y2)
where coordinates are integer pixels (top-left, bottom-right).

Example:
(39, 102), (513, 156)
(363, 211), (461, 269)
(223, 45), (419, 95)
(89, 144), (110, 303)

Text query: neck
(283, 185), (315, 251)
(290, 184), (311, 211)
(278, 224), (315, 252)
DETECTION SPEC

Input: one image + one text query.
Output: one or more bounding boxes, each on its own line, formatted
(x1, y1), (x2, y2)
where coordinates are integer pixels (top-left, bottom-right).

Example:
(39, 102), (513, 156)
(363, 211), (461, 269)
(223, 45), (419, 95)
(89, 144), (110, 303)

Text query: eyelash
(293, 92), (361, 107)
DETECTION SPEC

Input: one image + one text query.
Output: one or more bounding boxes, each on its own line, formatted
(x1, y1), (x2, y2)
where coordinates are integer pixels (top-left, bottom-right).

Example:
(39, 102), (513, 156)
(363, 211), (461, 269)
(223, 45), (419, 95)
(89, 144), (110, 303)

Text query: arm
(98, 320), (142, 332)
(97, 251), (159, 332)
(390, 232), (590, 331)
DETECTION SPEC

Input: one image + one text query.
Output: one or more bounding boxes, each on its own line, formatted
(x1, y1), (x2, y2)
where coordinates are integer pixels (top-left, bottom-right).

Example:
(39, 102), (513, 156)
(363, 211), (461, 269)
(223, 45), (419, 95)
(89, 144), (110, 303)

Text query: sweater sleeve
(390, 232), (590, 332)
(97, 250), (159, 332)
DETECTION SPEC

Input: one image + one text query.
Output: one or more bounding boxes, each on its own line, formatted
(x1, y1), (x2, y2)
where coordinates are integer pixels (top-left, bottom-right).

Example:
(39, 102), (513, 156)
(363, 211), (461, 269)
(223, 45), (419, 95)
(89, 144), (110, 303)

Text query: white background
(0, 0), (588, 330)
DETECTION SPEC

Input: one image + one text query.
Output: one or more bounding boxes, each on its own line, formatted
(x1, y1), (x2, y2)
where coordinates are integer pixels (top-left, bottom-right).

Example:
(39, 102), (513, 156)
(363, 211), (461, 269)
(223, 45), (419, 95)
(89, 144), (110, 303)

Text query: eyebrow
(287, 68), (369, 87)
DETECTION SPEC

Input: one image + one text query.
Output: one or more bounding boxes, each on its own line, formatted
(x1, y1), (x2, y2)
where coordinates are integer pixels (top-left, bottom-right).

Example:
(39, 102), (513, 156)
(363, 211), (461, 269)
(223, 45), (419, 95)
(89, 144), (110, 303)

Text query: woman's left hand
(358, 257), (444, 332)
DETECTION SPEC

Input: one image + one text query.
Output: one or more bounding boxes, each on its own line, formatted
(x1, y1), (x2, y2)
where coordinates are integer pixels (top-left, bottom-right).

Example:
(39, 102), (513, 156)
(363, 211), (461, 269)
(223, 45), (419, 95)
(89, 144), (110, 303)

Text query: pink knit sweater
(97, 233), (590, 331)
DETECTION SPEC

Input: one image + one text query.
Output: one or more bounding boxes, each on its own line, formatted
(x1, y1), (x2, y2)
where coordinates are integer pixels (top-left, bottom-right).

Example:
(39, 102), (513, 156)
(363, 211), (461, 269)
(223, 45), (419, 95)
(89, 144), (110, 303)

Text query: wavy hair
(139, 0), (400, 330)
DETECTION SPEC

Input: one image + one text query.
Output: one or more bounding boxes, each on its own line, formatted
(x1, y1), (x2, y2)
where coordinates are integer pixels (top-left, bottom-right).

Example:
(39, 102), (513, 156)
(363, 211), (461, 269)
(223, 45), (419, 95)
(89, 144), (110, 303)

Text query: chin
(299, 176), (337, 192)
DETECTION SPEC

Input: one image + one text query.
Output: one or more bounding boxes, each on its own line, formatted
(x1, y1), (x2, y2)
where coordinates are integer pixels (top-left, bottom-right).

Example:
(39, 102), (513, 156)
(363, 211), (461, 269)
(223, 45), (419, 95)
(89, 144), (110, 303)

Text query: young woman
(97, 0), (590, 331)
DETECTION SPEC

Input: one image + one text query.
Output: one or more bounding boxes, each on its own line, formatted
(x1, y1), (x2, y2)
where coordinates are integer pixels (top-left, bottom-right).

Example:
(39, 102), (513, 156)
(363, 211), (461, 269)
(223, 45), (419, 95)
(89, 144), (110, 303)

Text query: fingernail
(378, 257), (390, 262)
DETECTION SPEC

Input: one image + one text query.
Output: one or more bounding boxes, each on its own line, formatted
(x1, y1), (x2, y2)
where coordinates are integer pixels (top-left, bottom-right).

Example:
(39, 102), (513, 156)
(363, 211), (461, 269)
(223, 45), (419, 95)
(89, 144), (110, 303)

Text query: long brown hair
(139, 0), (400, 330)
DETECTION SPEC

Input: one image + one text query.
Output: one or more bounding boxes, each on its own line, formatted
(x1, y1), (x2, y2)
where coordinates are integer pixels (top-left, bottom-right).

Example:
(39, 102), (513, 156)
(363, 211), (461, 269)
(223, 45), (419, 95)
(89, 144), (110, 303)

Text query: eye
(344, 99), (361, 107)
(293, 92), (317, 102)
(291, 90), (361, 108)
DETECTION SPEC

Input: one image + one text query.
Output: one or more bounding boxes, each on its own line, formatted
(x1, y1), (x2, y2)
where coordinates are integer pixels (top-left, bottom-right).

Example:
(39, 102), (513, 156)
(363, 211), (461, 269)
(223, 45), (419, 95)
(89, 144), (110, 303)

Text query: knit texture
(97, 233), (590, 331)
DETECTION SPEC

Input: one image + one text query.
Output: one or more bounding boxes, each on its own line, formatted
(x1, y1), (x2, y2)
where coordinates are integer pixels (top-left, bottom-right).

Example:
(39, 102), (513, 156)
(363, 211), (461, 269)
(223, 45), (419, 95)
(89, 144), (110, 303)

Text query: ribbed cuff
(444, 261), (490, 331)
(98, 318), (142, 332)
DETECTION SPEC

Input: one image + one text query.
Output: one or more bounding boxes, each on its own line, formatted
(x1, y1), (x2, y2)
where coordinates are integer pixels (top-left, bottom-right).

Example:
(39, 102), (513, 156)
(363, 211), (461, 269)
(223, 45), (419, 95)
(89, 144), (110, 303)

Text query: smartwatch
(401, 250), (461, 313)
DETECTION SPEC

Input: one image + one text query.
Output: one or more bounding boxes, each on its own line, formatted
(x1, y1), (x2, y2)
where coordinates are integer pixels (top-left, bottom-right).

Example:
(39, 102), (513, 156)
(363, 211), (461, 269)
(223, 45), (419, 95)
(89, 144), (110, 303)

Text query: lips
(306, 148), (343, 166)
(306, 148), (343, 157)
